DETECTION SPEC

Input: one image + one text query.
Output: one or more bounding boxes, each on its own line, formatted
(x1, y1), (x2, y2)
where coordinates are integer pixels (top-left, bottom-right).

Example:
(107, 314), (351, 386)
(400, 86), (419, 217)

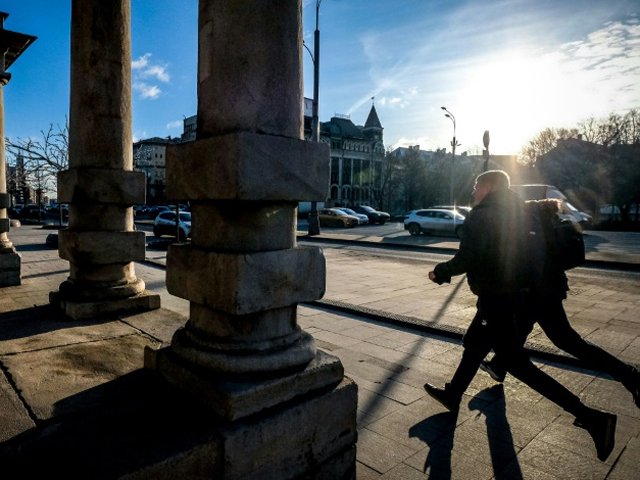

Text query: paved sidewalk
(1, 226), (639, 478)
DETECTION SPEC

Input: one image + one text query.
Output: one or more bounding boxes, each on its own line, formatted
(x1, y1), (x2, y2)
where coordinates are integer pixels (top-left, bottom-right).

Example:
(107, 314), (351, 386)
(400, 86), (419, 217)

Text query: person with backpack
(480, 199), (640, 409)
(423, 170), (618, 461)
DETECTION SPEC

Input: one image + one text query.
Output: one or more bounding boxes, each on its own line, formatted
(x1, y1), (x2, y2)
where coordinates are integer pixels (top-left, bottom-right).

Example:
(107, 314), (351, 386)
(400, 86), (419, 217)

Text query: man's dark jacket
(433, 188), (528, 296)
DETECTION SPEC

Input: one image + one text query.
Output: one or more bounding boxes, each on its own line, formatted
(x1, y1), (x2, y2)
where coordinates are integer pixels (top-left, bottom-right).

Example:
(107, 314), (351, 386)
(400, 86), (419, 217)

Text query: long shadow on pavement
(468, 384), (523, 480)
(409, 412), (457, 478)
(357, 276), (466, 423)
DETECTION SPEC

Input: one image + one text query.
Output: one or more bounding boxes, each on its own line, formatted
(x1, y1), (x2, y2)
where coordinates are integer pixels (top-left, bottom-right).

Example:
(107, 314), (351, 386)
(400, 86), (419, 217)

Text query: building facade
(305, 102), (386, 208)
(132, 137), (179, 204)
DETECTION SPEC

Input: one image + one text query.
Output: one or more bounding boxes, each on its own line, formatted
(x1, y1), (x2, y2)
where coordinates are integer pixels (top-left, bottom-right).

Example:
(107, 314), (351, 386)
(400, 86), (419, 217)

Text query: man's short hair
(476, 170), (510, 191)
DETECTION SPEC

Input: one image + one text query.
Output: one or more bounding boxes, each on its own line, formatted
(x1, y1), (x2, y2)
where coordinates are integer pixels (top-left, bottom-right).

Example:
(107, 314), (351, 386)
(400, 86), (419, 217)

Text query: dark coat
(433, 188), (528, 296)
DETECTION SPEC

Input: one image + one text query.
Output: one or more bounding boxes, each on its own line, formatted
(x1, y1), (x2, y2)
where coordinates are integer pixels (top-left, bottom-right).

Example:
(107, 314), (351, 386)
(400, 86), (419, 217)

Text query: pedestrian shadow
(468, 384), (523, 480)
(408, 412), (457, 478)
(357, 277), (466, 424)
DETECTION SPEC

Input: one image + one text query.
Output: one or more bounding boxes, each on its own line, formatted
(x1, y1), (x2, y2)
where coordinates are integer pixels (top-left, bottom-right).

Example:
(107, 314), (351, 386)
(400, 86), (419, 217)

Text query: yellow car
(318, 208), (359, 228)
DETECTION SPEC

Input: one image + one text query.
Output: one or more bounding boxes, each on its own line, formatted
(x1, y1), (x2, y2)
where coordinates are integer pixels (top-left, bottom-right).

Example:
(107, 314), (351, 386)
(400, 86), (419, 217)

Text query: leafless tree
(5, 120), (69, 202)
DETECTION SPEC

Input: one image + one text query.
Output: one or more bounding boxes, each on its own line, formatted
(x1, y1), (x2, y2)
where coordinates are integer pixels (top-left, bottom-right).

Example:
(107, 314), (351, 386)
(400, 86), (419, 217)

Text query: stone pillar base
(136, 377), (358, 479)
(146, 345), (346, 422)
(49, 290), (160, 320)
(0, 249), (21, 287)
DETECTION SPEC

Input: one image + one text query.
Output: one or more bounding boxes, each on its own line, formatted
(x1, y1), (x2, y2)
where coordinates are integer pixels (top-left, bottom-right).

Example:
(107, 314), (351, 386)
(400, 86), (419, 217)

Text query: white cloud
(133, 82), (161, 99)
(131, 53), (170, 100)
(166, 120), (183, 129)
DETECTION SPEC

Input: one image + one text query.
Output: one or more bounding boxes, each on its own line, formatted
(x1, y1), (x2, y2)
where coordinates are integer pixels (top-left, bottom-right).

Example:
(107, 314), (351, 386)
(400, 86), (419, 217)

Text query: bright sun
(457, 50), (588, 153)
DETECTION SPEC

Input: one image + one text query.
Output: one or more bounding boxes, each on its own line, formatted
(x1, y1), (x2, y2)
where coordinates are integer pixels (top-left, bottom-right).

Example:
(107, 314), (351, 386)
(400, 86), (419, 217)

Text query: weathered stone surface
(219, 377), (357, 480)
(59, 229), (146, 264)
(190, 202), (296, 251)
(0, 250), (21, 286)
(51, 290), (161, 321)
(166, 132), (330, 201)
(58, 168), (145, 204)
(0, 250), (20, 269)
(197, 1), (302, 139)
(169, 329), (316, 376)
(0, 193), (10, 209)
(148, 347), (345, 421)
(166, 244), (326, 315)
(3, 334), (161, 420)
(0, 369), (35, 442)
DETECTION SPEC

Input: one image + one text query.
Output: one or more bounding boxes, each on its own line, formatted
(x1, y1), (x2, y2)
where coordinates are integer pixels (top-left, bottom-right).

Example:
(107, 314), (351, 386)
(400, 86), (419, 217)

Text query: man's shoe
(576, 410), (617, 462)
(479, 360), (506, 383)
(623, 368), (640, 408)
(423, 383), (460, 412)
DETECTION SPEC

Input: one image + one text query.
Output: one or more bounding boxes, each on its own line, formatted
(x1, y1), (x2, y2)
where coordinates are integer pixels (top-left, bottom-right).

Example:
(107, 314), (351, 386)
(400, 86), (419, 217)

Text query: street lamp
(441, 106), (460, 205)
(306, 0), (322, 236)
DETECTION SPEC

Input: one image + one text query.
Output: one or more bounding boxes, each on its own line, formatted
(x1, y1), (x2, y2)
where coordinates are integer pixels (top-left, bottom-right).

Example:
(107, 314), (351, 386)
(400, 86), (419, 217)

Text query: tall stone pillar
(50, 0), (160, 320)
(147, 1), (357, 477)
(0, 85), (20, 287)
(0, 12), (35, 287)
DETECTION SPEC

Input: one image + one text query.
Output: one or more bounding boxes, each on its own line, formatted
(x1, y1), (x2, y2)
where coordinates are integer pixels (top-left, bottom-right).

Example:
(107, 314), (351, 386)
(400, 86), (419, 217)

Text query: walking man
(479, 199), (640, 407)
(424, 170), (617, 461)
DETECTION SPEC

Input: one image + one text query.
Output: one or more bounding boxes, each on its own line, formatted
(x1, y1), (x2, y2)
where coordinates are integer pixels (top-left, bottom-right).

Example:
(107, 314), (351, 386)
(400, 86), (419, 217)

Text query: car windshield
(360, 206), (375, 213)
(341, 208), (356, 215)
(179, 213), (191, 222)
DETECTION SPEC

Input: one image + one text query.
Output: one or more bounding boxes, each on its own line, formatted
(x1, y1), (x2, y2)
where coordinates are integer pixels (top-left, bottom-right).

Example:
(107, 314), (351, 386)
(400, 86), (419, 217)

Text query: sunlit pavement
(1, 225), (639, 478)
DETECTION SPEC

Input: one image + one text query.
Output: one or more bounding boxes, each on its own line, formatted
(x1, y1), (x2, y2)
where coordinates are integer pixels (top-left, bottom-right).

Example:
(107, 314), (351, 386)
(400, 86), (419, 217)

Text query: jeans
(448, 293), (590, 418)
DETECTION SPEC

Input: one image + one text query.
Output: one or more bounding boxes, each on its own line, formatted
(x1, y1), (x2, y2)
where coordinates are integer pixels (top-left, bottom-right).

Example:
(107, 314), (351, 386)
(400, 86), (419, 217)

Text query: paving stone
(0, 307), (142, 355)
(3, 334), (160, 420)
(379, 462), (428, 479)
(517, 438), (611, 479)
(0, 368), (35, 442)
(356, 427), (419, 474)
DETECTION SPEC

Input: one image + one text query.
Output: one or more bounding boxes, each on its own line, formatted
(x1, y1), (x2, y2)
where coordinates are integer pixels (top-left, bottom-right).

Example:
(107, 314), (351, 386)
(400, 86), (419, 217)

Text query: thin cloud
(133, 82), (161, 100)
(166, 120), (183, 129)
(132, 53), (170, 100)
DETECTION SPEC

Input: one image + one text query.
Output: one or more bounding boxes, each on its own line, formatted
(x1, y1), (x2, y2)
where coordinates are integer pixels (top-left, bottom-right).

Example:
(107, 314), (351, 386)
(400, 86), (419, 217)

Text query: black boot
(575, 409), (617, 462)
(424, 383), (461, 413)
(622, 367), (640, 408)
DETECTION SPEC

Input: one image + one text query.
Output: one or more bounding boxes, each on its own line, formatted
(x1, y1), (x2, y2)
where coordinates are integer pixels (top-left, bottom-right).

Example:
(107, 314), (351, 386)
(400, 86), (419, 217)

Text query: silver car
(337, 207), (369, 225)
(404, 208), (465, 238)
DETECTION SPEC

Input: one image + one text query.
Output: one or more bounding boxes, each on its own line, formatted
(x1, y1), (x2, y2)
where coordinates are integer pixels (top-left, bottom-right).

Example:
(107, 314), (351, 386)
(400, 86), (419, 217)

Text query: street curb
(297, 235), (640, 272)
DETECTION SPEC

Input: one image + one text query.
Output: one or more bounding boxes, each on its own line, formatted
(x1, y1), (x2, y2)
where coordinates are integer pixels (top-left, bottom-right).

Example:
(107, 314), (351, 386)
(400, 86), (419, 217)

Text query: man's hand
(428, 271), (437, 282)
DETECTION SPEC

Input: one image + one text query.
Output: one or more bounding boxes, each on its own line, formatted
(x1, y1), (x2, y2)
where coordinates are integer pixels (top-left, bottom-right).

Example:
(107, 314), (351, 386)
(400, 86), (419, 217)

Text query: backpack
(524, 200), (585, 289)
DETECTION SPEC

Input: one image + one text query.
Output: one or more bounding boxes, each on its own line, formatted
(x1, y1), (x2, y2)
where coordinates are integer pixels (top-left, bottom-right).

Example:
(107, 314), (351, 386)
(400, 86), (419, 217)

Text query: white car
(404, 208), (465, 238)
(337, 207), (369, 225)
(153, 210), (191, 241)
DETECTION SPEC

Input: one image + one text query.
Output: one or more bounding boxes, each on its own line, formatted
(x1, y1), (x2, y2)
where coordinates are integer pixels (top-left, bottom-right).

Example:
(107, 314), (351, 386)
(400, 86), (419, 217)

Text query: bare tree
(5, 120), (69, 204)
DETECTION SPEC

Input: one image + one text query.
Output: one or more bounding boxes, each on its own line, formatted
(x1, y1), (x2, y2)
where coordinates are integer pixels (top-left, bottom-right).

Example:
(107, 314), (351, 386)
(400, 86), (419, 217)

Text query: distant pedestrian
(424, 170), (617, 461)
(479, 199), (640, 408)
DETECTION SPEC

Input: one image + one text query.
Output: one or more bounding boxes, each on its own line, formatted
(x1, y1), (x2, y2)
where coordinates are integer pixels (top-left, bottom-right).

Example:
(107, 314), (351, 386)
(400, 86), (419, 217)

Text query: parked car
(353, 205), (390, 225)
(153, 210), (191, 240)
(318, 208), (359, 228)
(404, 208), (465, 238)
(429, 205), (472, 217)
(337, 207), (369, 225)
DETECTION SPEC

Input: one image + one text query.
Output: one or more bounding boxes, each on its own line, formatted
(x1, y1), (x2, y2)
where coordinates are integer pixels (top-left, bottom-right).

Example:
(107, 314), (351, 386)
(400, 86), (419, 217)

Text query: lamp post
(482, 130), (490, 172)
(0, 12), (36, 286)
(441, 106), (460, 205)
(306, 0), (322, 236)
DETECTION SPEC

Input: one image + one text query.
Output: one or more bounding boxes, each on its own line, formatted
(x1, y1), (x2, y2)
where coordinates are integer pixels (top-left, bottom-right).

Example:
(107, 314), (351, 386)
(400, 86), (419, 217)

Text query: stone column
(0, 82), (20, 286)
(147, 1), (357, 477)
(50, 0), (160, 320)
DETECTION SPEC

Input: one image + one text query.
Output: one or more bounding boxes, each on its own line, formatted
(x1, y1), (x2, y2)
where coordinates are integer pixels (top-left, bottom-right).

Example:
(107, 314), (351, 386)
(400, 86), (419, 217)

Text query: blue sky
(2, 0), (639, 155)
